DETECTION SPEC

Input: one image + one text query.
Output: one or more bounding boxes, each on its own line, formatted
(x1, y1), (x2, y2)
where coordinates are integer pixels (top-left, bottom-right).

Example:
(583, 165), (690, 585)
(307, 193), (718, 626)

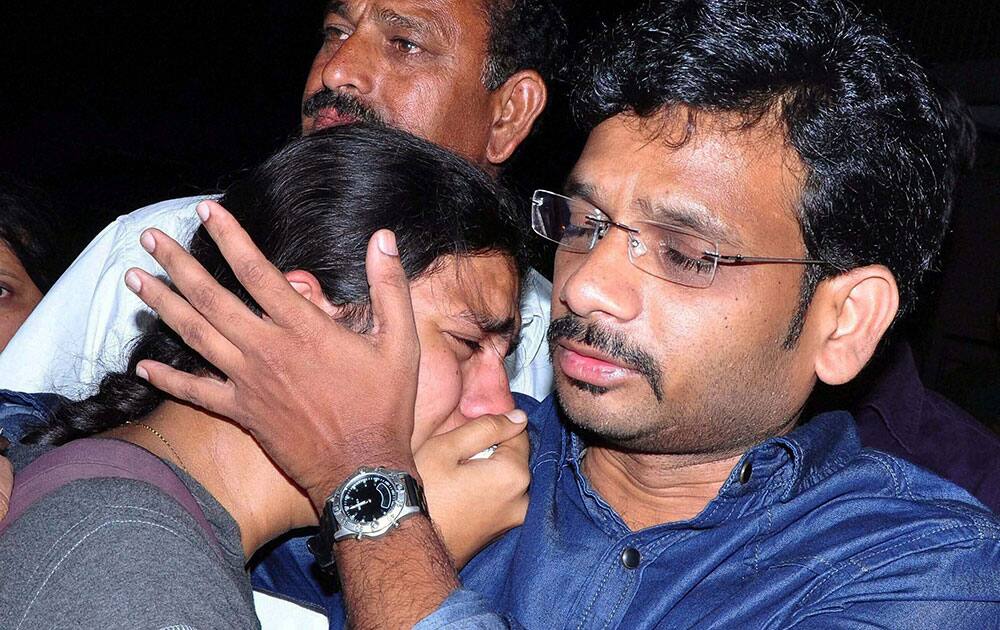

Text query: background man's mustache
(302, 89), (387, 126)
(547, 315), (664, 401)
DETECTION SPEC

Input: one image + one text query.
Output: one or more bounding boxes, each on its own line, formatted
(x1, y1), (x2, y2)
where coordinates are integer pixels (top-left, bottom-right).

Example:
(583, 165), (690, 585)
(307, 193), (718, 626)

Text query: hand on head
(126, 200), (421, 508)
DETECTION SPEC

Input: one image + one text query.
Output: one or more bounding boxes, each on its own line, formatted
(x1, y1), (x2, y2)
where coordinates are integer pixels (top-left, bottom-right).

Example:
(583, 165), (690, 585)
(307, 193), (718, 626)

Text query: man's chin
(556, 378), (627, 433)
(553, 375), (672, 448)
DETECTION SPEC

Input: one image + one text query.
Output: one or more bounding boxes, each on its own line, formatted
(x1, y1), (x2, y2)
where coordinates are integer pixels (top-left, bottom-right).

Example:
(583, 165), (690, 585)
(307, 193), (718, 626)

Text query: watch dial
(341, 474), (397, 523)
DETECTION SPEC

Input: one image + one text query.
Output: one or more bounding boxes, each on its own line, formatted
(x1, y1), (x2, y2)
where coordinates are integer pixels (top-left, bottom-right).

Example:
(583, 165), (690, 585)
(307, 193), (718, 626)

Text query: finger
(366, 230), (418, 350)
(136, 359), (238, 421)
(138, 228), (263, 346)
(0, 454), (12, 520)
(127, 268), (242, 375)
(195, 200), (307, 327)
(493, 431), (530, 465)
(435, 410), (528, 459)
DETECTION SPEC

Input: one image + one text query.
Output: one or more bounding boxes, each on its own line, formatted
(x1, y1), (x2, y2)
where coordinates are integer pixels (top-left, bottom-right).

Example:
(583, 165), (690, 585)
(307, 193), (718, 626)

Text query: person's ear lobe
(485, 70), (547, 165)
(285, 270), (341, 318)
(812, 265), (899, 386)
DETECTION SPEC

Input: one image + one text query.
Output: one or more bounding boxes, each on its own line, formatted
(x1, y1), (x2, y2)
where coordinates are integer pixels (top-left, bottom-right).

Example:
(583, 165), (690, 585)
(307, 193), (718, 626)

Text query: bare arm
(125, 200), (490, 627)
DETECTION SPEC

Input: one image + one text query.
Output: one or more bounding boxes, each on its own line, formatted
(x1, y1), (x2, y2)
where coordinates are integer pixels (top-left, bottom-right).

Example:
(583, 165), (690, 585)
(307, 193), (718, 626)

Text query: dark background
(1, 1), (998, 424)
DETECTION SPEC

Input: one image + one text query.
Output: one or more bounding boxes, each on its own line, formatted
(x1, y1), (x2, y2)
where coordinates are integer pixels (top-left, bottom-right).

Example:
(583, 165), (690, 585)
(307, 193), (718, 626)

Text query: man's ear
(811, 265), (900, 386)
(285, 270), (341, 318)
(485, 69), (547, 165)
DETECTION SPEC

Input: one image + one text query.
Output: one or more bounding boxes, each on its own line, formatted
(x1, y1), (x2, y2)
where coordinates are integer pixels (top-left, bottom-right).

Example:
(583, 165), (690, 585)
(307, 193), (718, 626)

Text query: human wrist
(307, 443), (418, 510)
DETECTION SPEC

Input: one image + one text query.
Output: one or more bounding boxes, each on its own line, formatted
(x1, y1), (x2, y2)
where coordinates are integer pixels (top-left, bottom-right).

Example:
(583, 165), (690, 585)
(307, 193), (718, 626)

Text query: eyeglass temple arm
(709, 253), (846, 271)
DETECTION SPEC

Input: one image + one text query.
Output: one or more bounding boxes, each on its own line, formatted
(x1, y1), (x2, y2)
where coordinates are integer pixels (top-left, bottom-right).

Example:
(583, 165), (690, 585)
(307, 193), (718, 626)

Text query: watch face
(340, 473), (399, 524)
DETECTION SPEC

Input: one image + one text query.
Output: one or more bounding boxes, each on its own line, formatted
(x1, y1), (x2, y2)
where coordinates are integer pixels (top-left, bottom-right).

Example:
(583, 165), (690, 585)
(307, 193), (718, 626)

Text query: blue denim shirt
(5, 391), (999, 627)
(252, 394), (1000, 629)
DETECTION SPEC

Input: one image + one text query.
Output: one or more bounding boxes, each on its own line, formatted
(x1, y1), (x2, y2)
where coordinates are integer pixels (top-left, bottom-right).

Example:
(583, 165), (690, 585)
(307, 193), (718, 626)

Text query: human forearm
(334, 516), (460, 630)
(305, 442), (459, 629)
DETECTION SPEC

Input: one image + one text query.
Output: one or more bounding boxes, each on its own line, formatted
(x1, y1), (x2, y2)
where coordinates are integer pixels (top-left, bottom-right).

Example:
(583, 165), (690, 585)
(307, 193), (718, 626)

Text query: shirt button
(739, 460), (753, 484)
(620, 547), (641, 569)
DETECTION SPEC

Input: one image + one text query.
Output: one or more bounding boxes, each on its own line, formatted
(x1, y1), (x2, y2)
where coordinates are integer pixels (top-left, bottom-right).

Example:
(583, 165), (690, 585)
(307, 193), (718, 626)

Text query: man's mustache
(302, 89), (387, 126)
(547, 314), (664, 401)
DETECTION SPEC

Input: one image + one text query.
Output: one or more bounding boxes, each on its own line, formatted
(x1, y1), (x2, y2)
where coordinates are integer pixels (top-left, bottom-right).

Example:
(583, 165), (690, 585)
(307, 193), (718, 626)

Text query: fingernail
(196, 202), (211, 222)
(140, 230), (156, 253)
(504, 410), (528, 424)
(124, 270), (142, 293)
(136, 365), (150, 380)
(377, 230), (399, 256)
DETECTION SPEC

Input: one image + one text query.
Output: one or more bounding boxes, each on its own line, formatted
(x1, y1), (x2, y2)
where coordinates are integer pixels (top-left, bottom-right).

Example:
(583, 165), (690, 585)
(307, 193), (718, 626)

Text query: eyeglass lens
(533, 191), (722, 288)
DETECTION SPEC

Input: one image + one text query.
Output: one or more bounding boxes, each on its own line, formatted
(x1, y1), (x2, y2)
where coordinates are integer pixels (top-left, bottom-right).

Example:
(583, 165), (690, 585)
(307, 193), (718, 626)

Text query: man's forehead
(326, 0), (478, 40)
(569, 113), (804, 247)
(563, 177), (742, 248)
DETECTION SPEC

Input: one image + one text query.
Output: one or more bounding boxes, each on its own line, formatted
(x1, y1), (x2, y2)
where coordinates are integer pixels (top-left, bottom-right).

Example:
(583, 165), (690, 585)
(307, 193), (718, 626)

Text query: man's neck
(105, 401), (315, 560)
(581, 446), (743, 531)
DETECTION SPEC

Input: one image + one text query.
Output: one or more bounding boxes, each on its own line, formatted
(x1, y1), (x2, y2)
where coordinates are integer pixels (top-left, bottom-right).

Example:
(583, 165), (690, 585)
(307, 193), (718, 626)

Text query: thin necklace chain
(130, 421), (189, 474)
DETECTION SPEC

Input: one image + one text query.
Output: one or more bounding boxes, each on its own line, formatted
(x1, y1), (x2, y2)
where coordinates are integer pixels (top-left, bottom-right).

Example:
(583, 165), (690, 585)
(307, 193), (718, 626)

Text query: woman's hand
(415, 410), (531, 570)
(127, 200), (421, 507)
(0, 454), (12, 520)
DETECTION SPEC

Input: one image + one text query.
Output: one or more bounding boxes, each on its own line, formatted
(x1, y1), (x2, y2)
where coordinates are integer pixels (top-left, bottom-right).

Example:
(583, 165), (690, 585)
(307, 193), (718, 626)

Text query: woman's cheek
(410, 342), (465, 451)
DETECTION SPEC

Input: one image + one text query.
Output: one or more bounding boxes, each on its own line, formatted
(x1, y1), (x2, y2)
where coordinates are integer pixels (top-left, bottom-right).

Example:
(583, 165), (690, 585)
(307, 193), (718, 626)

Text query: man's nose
(321, 32), (376, 95)
(558, 229), (642, 323)
(460, 354), (516, 419)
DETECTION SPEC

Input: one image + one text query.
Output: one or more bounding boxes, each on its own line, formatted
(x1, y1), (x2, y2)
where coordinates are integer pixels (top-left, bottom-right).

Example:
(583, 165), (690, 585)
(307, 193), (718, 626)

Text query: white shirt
(0, 197), (554, 401)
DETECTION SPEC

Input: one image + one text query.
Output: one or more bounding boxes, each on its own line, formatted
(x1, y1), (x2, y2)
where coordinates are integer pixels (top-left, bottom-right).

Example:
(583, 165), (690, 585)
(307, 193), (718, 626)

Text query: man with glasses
(126, 0), (1000, 626)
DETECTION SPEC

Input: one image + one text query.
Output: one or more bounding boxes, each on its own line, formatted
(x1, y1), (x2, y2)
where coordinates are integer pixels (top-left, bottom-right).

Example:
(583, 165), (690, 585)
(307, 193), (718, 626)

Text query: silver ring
(469, 444), (499, 460)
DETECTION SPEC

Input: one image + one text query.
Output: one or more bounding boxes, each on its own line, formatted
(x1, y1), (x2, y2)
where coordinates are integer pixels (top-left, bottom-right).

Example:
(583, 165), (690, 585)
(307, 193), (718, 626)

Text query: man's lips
(312, 108), (359, 129)
(556, 340), (637, 387)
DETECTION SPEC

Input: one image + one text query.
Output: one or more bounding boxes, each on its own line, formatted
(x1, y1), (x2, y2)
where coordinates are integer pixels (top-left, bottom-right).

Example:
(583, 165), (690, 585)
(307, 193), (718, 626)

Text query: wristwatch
(307, 466), (428, 572)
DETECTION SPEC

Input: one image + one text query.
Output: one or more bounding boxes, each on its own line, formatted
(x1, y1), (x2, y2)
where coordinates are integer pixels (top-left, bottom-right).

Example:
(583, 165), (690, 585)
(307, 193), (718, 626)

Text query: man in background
(0, 0), (567, 402)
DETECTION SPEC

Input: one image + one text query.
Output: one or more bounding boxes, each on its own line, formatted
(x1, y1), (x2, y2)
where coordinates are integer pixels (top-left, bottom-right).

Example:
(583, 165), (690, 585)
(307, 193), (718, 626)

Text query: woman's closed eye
(447, 332), (483, 359)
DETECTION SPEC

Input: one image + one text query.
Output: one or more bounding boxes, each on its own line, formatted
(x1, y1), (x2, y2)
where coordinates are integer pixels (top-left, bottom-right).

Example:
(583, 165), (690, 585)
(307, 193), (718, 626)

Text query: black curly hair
(572, 0), (954, 344)
(481, 0), (569, 91)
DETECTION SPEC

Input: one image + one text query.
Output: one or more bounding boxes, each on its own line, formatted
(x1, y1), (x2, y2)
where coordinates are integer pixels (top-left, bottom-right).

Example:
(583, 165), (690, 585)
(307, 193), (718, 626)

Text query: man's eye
(661, 247), (715, 275)
(391, 38), (422, 54)
(0, 286), (10, 299)
(321, 24), (350, 42)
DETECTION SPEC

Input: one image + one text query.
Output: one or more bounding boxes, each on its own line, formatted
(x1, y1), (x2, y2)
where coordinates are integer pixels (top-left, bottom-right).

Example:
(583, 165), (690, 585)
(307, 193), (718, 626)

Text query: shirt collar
(558, 408), (861, 525)
(759, 411), (860, 502)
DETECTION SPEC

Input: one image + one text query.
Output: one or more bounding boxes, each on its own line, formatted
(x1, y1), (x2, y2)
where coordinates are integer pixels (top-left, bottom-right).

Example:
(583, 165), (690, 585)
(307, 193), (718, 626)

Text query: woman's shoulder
(3, 475), (227, 576)
(0, 475), (258, 628)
